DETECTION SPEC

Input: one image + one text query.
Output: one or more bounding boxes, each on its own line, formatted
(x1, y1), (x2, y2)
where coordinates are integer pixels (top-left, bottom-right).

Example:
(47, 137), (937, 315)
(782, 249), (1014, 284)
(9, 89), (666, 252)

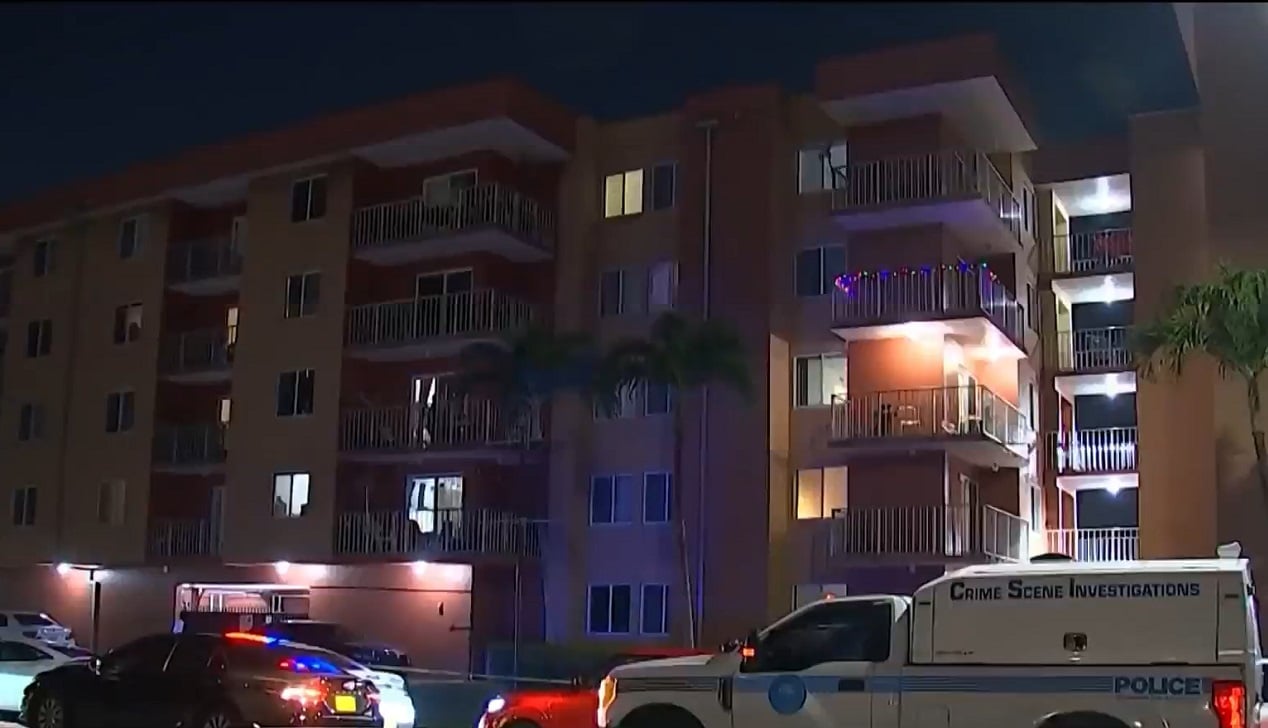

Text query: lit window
(272, 472), (310, 519)
(290, 176), (327, 223)
(795, 246), (846, 298)
(218, 397), (232, 425)
(587, 584), (632, 634)
(589, 475), (636, 525)
(795, 466), (847, 519)
(642, 473), (671, 523)
(794, 354), (847, 408)
(604, 169), (644, 218)
(797, 142), (847, 193)
(640, 584), (669, 635)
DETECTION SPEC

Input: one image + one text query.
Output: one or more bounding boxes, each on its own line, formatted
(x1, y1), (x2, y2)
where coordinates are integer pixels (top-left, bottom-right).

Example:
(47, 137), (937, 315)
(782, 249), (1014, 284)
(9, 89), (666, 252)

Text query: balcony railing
(153, 423), (227, 467)
(1044, 527), (1139, 561)
(826, 505), (1027, 562)
(160, 328), (235, 376)
(1048, 427), (1138, 475)
(351, 184), (555, 253)
(346, 290), (534, 348)
(1054, 327), (1132, 372)
(833, 266), (1025, 345)
(1051, 229), (1133, 275)
(831, 149), (1023, 243)
(334, 508), (545, 559)
(166, 236), (243, 284)
(147, 518), (222, 559)
(831, 386), (1033, 449)
(341, 400), (543, 453)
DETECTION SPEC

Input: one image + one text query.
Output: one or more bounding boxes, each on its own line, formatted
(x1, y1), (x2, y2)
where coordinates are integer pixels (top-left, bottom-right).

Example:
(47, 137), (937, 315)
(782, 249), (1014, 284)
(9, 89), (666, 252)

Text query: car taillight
(280, 683), (325, 708)
(1211, 680), (1246, 728)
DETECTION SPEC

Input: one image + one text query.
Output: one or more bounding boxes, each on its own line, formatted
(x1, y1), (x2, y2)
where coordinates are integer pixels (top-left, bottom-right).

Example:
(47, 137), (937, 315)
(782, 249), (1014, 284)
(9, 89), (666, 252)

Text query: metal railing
(1044, 527), (1139, 561)
(351, 184), (555, 253)
(147, 518), (222, 559)
(830, 386), (1033, 449)
(160, 328), (235, 375)
(334, 508), (545, 558)
(166, 236), (243, 284)
(347, 289), (534, 348)
(831, 149), (1023, 243)
(153, 423), (227, 466)
(826, 504), (1027, 562)
(1054, 327), (1132, 371)
(1051, 229), (1133, 275)
(1048, 426), (1138, 475)
(833, 265), (1025, 345)
(341, 400), (543, 452)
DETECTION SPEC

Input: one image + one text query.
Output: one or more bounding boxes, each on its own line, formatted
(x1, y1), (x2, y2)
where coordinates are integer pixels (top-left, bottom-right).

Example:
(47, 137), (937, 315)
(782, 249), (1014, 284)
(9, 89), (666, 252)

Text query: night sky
(1, 2), (1195, 205)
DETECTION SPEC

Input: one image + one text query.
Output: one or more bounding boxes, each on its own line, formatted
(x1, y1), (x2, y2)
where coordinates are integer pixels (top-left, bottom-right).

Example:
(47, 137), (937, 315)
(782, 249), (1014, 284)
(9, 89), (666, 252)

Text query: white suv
(0, 612), (74, 646)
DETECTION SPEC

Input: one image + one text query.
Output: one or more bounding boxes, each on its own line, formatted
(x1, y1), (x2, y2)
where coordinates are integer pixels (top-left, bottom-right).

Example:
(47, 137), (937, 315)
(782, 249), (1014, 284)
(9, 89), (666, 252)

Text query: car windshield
(13, 613), (55, 627)
(225, 640), (352, 676)
(49, 644), (93, 659)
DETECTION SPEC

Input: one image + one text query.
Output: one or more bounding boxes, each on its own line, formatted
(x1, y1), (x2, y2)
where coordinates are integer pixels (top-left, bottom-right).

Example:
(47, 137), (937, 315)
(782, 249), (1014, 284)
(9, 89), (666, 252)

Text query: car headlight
(485, 696), (506, 714)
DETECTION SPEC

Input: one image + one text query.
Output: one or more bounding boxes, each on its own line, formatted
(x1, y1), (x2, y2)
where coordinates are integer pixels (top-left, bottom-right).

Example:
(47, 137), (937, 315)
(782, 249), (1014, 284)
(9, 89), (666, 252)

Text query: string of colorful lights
(834, 261), (999, 293)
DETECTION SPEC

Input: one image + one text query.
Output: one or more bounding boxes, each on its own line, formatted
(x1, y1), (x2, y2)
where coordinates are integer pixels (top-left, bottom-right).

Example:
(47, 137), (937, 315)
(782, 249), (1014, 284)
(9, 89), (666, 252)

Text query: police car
(597, 549), (1262, 728)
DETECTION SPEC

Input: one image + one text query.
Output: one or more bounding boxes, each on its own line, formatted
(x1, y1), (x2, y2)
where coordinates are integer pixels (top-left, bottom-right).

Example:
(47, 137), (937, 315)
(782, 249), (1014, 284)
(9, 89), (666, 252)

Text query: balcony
(351, 184), (554, 264)
(830, 385), (1033, 469)
(334, 508), (544, 561)
(1048, 426), (1138, 491)
(340, 400), (543, 462)
(166, 236), (243, 295)
(823, 505), (1028, 566)
(1043, 527), (1139, 562)
(832, 265), (1026, 355)
(159, 329), (235, 382)
(346, 289), (535, 361)
(152, 423), (227, 473)
(1052, 229), (1133, 277)
(830, 150), (1023, 254)
(147, 518), (222, 561)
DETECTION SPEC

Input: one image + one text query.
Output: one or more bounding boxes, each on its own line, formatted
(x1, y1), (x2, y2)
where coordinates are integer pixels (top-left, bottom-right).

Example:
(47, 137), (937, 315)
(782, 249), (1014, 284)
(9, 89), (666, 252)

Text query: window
(587, 584), (632, 634)
(272, 472), (311, 518)
(594, 385), (639, 420)
(97, 480), (126, 525)
(290, 176), (327, 223)
(422, 170), (478, 206)
(1029, 482), (1044, 532)
(647, 261), (678, 311)
(1027, 283), (1040, 332)
(0, 640), (49, 662)
(164, 637), (215, 675)
(26, 319), (51, 357)
(795, 467), (847, 519)
(285, 272), (320, 318)
(32, 239), (54, 278)
(589, 474), (636, 525)
(792, 584), (849, 609)
(113, 303), (143, 344)
(226, 306), (240, 347)
(599, 269), (644, 318)
(643, 472), (671, 523)
(649, 163), (676, 211)
(798, 142), (847, 193)
(747, 599), (892, 673)
(105, 391), (135, 434)
(218, 397), (232, 425)
(118, 216), (143, 259)
(18, 403), (44, 442)
(603, 169), (644, 218)
(640, 584), (669, 635)
(11, 486), (36, 526)
(794, 354), (847, 408)
(99, 635), (175, 677)
(406, 475), (463, 533)
(276, 369), (316, 417)
(643, 382), (672, 416)
(794, 246), (846, 298)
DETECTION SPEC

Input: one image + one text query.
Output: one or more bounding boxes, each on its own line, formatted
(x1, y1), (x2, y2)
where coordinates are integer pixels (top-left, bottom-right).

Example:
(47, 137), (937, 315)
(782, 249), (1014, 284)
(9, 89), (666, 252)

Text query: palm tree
(1133, 265), (1268, 501)
(594, 311), (752, 647)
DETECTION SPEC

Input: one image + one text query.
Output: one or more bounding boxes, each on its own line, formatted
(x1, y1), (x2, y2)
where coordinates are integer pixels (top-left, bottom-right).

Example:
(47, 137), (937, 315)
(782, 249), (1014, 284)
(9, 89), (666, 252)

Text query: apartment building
(1, 15), (1228, 655)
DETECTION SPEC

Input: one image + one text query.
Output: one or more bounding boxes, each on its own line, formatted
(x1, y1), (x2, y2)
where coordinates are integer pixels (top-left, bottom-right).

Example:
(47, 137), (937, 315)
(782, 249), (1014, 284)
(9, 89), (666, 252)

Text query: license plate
(333, 694), (357, 713)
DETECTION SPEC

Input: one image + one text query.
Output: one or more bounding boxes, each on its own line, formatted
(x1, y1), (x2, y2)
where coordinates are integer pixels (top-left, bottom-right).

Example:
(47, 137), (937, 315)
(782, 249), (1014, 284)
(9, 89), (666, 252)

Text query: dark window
(643, 473), (671, 523)
(290, 177), (328, 223)
(795, 246), (845, 298)
(643, 382), (672, 415)
(12, 613), (54, 627)
(589, 475), (635, 525)
(285, 273), (321, 318)
(599, 270), (624, 318)
(118, 217), (141, 259)
(113, 303), (143, 344)
(747, 599), (893, 673)
(26, 319), (51, 357)
(18, 403), (43, 442)
(588, 584), (632, 634)
(650, 163), (676, 211)
(32, 239), (53, 278)
(101, 635), (176, 677)
(640, 584), (668, 634)
(165, 637), (215, 675)
(276, 369), (316, 417)
(0, 640), (47, 662)
(11, 487), (36, 526)
(105, 391), (135, 434)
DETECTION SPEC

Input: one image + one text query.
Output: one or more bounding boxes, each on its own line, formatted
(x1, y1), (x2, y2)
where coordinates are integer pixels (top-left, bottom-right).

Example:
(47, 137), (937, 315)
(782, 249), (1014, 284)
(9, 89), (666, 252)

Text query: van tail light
(1211, 680), (1246, 728)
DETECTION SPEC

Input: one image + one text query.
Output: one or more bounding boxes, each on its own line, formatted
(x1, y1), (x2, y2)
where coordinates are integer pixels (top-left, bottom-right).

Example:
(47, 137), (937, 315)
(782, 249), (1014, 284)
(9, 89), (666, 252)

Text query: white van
(598, 556), (1261, 728)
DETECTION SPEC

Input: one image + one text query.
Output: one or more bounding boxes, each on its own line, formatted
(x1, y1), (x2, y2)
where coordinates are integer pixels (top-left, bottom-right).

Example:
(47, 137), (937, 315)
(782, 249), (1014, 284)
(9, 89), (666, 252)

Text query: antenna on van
(1217, 541), (1243, 559)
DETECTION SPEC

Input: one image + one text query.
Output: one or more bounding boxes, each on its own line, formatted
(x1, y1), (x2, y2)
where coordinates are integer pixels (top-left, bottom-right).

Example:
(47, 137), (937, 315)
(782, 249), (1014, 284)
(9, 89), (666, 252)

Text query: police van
(597, 554), (1261, 728)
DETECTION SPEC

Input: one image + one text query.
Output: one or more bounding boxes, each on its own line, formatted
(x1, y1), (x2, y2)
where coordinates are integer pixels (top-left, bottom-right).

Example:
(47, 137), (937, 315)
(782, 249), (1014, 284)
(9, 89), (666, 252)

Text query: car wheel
(33, 693), (68, 728)
(195, 705), (239, 728)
